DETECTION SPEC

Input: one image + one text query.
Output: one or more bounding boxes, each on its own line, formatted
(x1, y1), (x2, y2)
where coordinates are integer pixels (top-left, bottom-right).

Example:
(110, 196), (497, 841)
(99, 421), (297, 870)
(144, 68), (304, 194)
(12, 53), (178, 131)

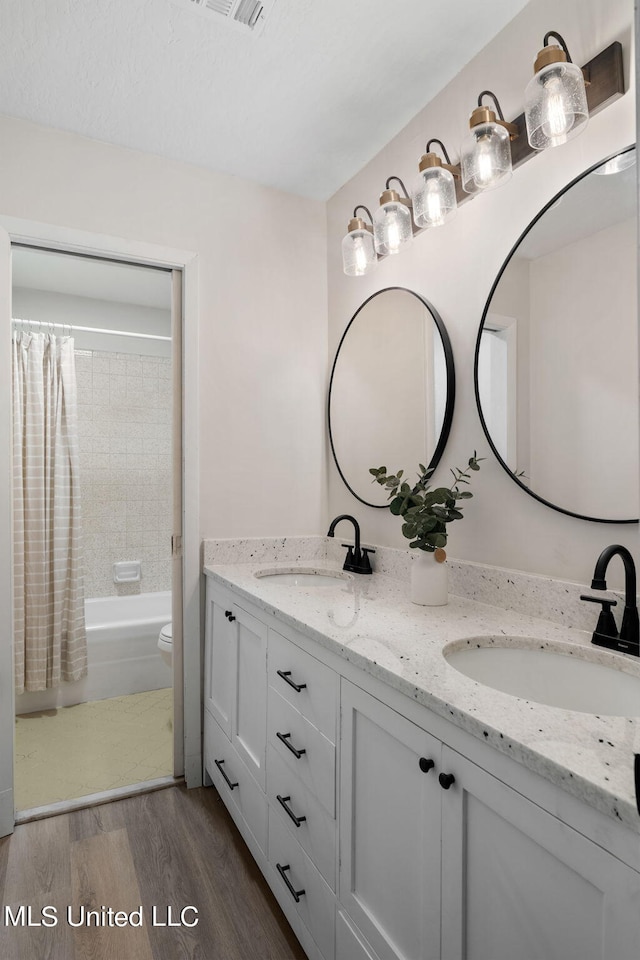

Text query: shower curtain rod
(12, 318), (171, 343)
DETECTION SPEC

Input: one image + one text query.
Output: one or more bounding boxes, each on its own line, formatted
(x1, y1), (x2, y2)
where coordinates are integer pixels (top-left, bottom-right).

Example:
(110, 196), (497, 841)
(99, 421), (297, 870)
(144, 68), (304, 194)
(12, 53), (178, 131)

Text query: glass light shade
(373, 201), (412, 256)
(592, 149), (636, 176)
(342, 228), (376, 276)
(412, 166), (457, 228)
(461, 121), (512, 194)
(525, 61), (588, 150)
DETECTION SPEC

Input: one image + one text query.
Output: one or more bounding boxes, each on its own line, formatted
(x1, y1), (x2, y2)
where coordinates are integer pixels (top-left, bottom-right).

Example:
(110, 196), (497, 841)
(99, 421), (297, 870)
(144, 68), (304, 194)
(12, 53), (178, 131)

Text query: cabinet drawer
(269, 628), (338, 741)
(268, 806), (335, 960)
(268, 687), (335, 816)
(204, 711), (267, 854)
(267, 744), (336, 890)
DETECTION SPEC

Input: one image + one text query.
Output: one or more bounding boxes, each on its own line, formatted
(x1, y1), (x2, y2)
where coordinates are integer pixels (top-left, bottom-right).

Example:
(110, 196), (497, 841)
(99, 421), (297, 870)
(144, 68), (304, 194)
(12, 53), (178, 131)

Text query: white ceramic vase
(411, 549), (448, 606)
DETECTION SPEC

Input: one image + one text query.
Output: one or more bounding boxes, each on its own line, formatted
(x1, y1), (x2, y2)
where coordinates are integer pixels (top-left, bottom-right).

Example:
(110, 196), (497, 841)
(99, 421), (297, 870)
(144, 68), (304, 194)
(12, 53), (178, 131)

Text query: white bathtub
(15, 591), (172, 715)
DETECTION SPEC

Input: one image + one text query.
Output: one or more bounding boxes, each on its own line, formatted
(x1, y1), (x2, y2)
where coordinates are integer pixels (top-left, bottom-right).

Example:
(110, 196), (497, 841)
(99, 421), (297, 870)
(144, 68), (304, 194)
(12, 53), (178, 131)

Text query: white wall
(0, 117), (328, 540)
(327, 0), (638, 587)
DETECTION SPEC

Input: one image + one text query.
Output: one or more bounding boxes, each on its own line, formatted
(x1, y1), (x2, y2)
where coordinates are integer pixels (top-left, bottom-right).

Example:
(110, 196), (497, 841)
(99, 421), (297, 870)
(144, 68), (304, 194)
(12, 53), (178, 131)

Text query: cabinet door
(336, 911), (381, 960)
(204, 710), (268, 855)
(232, 605), (268, 789)
(336, 910), (376, 960)
(204, 585), (234, 737)
(340, 681), (441, 960)
(440, 745), (640, 960)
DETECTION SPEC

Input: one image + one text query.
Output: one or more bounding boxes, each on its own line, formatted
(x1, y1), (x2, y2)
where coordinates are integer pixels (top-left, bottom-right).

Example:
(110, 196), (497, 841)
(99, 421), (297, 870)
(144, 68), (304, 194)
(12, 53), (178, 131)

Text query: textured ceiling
(0, 0), (531, 200)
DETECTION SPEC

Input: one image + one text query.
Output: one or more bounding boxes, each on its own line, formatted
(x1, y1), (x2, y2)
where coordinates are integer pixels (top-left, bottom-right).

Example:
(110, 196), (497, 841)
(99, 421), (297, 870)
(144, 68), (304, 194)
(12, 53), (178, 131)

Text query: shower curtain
(12, 332), (87, 693)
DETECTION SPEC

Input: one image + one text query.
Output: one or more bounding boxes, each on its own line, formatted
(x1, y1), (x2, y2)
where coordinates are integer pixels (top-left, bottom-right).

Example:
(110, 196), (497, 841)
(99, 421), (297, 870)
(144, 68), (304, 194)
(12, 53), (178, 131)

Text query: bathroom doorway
(10, 246), (181, 815)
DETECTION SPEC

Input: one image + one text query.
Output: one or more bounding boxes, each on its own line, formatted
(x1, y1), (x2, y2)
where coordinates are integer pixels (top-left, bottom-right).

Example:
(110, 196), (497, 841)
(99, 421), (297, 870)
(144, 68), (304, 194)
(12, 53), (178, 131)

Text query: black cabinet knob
(438, 772), (455, 790)
(419, 757), (435, 773)
(225, 610), (232, 617)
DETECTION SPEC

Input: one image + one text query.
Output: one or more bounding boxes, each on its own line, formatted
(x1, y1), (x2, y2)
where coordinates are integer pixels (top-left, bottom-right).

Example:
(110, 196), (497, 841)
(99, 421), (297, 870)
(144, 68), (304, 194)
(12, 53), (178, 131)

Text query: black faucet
(580, 544), (639, 656)
(327, 515), (375, 575)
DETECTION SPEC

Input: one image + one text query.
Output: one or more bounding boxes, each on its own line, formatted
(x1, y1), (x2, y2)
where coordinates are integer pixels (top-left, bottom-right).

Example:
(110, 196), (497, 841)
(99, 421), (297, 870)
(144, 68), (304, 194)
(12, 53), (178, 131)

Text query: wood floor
(0, 783), (307, 960)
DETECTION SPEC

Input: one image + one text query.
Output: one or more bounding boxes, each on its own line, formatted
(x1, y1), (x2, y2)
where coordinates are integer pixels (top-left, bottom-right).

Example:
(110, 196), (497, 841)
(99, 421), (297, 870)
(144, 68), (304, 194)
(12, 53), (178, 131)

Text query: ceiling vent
(169, 0), (277, 36)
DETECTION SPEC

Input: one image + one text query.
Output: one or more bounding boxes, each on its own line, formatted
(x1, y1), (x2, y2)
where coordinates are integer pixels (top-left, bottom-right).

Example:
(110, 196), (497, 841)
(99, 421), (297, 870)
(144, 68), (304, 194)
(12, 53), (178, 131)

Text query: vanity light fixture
(341, 39), (624, 276)
(460, 91), (518, 194)
(524, 31), (589, 151)
(411, 139), (459, 229)
(341, 205), (377, 276)
(373, 177), (413, 256)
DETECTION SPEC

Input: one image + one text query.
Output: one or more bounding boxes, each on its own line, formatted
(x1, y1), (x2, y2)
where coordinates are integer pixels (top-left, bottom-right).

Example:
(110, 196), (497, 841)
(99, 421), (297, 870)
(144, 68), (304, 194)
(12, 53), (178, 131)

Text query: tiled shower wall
(75, 349), (172, 598)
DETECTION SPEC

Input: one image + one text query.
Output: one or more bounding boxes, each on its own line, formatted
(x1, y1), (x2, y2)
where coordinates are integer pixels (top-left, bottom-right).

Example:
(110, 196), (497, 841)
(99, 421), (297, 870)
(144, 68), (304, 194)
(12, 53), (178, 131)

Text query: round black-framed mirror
(328, 286), (455, 508)
(474, 145), (638, 524)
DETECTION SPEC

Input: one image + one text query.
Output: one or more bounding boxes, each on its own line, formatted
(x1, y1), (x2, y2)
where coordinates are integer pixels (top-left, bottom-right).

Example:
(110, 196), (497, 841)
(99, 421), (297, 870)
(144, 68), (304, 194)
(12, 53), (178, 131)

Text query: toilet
(158, 623), (172, 667)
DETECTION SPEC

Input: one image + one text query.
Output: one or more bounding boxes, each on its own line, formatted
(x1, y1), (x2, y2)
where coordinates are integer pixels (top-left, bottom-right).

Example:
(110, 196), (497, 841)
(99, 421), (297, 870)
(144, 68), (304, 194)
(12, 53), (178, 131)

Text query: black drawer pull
(277, 669), (307, 693)
(439, 772), (455, 790)
(225, 610), (236, 622)
(277, 794), (307, 828)
(419, 757), (435, 773)
(276, 863), (305, 902)
(276, 731), (306, 759)
(214, 758), (238, 791)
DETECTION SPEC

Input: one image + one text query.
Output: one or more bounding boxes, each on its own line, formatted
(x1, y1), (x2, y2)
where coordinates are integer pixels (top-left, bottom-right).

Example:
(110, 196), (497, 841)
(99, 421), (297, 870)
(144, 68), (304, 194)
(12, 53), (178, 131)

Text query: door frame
(0, 216), (202, 834)
(0, 227), (13, 836)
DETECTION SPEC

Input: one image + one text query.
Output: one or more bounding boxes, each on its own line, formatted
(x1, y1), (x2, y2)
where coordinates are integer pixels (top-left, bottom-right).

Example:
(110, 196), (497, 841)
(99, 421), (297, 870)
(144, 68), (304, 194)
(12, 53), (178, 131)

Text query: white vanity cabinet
(266, 625), (339, 957)
(204, 579), (268, 788)
(204, 578), (339, 960)
(203, 582), (235, 736)
(203, 578), (269, 864)
(266, 624), (338, 887)
(439, 745), (640, 960)
(339, 681), (442, 960)
(340, 680), (640, 960)
(203, 573), (640, 960)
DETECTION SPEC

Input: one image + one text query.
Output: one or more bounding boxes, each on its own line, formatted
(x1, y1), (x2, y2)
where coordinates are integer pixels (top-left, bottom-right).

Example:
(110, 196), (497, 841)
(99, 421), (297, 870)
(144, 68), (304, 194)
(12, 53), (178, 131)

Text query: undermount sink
(254, 568), (352, 586)
(444, 639), (640, 716)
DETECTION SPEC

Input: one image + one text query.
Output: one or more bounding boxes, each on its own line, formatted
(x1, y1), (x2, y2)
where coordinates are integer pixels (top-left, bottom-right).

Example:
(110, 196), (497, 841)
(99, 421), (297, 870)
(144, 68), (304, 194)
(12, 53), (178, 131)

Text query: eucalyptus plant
(369, 453), (483, 553)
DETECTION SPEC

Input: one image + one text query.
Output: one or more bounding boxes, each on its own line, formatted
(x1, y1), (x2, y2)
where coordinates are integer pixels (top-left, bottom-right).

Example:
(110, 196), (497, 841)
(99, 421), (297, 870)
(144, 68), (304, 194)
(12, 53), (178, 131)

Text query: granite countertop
(203, 559), (640, 832)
